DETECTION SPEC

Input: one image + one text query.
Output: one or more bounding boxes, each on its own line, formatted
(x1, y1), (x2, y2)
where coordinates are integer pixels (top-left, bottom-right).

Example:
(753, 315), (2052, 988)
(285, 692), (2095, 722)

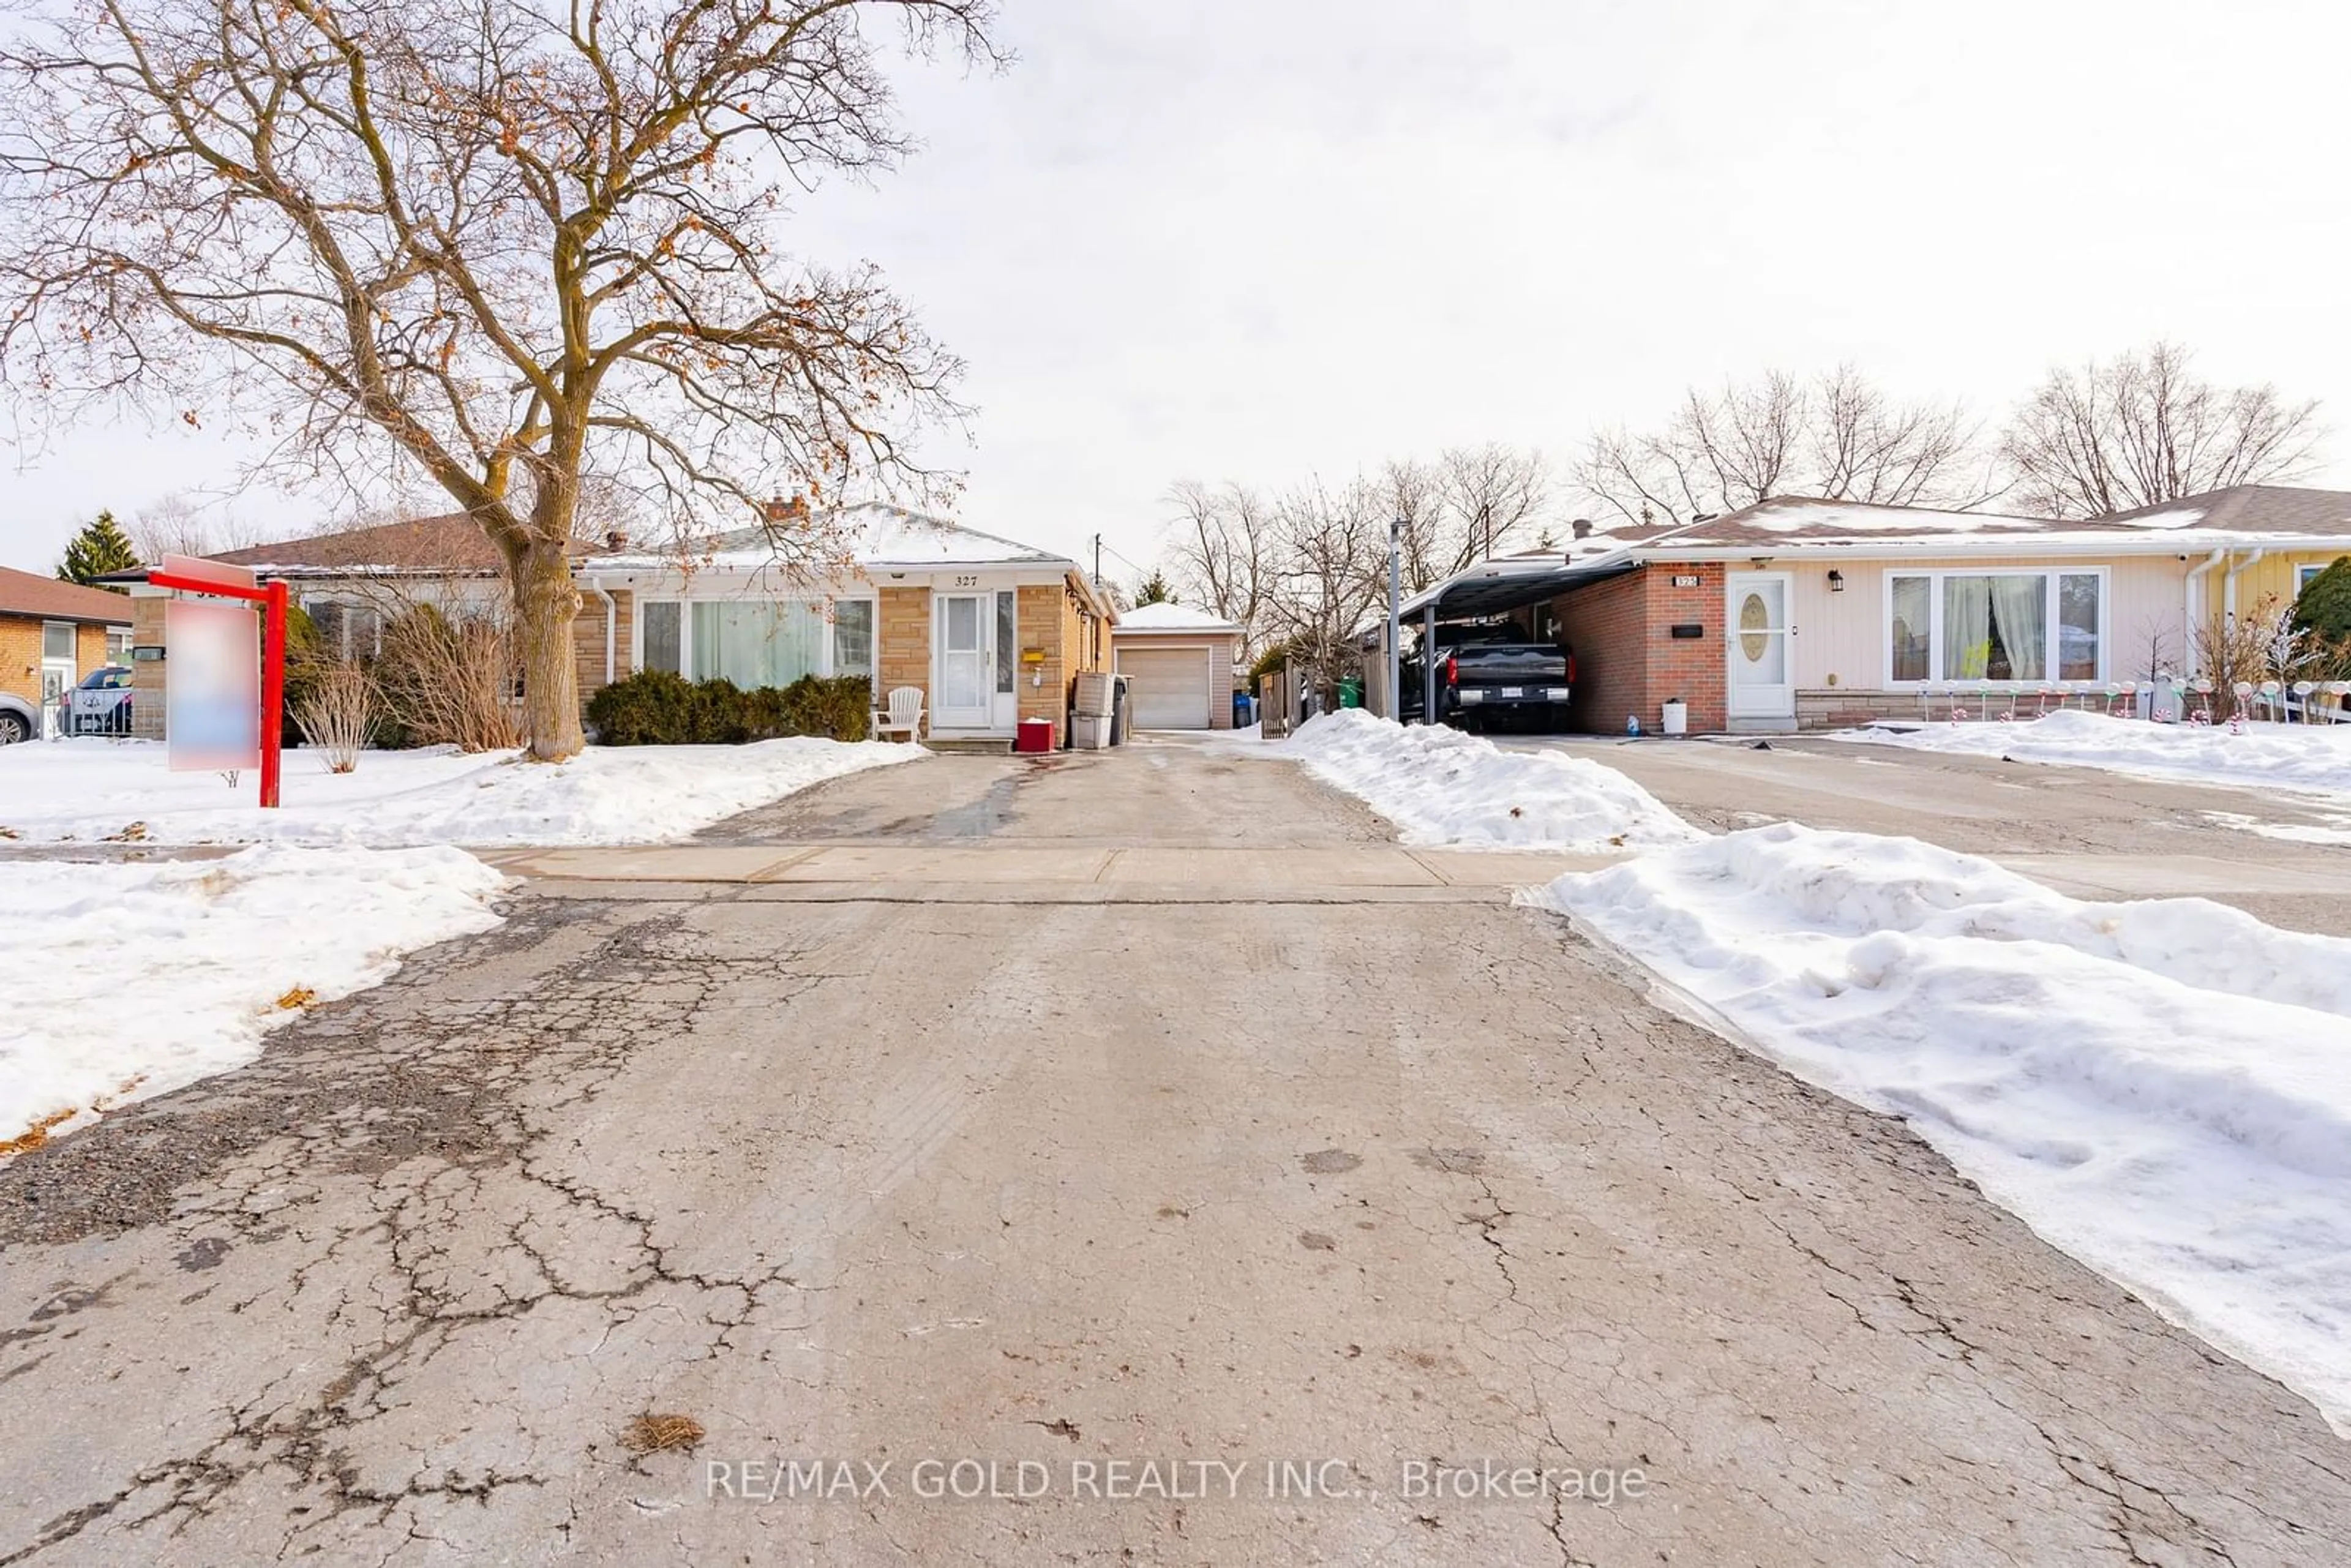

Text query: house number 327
(953, 575), (979, 588)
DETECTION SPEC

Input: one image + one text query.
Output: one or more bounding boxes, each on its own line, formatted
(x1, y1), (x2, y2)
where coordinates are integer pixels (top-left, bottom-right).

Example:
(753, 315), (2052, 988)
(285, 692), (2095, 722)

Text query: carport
(1376, 550), (1637, 725)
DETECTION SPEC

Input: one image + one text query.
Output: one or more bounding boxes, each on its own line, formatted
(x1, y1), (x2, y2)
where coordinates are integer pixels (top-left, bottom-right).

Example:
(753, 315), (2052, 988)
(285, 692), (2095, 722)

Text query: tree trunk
(513, 535), (584, 761)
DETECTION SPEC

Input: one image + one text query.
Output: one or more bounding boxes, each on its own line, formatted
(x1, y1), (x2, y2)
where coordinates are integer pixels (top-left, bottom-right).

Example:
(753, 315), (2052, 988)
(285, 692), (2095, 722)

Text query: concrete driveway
(1517, 733), (2351, 936)
(1, 743), (2345, 1564)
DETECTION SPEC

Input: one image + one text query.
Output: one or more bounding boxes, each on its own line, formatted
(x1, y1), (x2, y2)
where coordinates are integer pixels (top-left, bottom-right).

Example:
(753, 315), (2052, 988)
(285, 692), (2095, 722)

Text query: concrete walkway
(490, 842), (1615, 901)
(1, 746), (2345, 1566)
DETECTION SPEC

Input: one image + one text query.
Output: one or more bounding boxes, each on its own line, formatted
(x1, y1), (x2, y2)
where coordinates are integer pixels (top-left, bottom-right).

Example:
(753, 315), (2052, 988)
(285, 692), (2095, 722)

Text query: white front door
(1726, 572), (1794, 719)
(934, 592), (994, 729)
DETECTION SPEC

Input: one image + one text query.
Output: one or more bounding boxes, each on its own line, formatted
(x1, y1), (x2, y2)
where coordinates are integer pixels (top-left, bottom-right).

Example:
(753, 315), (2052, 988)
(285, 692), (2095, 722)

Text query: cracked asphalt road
(2, 745), (2347, 1564)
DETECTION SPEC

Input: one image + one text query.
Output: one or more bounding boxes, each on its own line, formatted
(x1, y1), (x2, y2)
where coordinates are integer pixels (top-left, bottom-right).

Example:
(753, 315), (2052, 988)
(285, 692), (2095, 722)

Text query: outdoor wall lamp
(1827, 569), (1845, 592)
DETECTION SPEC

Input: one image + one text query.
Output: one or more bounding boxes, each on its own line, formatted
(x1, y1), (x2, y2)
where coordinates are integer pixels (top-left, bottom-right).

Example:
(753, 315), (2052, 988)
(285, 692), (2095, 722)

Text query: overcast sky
(4, 0), (2346, 579)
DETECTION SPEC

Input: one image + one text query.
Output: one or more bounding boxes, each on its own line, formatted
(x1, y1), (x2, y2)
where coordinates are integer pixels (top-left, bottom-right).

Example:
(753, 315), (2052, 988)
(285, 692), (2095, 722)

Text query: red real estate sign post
(148, 553), (288, 809)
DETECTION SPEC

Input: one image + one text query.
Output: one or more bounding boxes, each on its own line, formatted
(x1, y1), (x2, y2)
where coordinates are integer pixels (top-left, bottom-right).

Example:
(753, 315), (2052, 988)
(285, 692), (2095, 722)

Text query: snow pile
(1837, 710), (2351, 803)
(1270, 711), (1698, 851)
(1533, 823), (2351, 1434)
(0, 737), (922, 847)
(1, 845), (507, 1153)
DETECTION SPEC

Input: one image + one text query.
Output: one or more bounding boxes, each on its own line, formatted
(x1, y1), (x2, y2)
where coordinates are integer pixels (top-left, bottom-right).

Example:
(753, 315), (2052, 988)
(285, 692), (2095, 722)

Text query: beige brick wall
(130, 596), (167, 738)
(0, 616), (39, 705)
(0, 614), (125, 705)
(572, 587), (634, 705)
(77, 623), (109, 678)
(878, 587), (931, 736)
(1012, 575), (1109, 738)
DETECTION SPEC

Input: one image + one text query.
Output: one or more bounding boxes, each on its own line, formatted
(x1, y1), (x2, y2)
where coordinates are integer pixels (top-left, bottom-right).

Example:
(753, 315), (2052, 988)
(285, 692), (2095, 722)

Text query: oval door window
(1738, 592), (1770, 662)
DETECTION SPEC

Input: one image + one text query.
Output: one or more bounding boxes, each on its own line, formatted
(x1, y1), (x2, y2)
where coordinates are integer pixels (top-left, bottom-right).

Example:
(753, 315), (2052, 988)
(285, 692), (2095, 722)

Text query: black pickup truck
(1398, 631), (1575, 732)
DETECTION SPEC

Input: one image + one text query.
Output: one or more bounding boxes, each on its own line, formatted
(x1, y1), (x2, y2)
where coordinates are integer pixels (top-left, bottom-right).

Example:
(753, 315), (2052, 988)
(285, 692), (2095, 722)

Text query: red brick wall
(1643, 563), (1726, 733)
(1548, 564), (1728, 733)
(1550, 571), (1647, 734)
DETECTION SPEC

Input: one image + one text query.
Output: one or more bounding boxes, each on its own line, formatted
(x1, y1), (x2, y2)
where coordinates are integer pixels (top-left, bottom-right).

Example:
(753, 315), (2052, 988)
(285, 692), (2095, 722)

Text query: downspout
(2222, 547), (2266, 624)
(586, 580), (616, 686)
(2183, 548), (2224, 673)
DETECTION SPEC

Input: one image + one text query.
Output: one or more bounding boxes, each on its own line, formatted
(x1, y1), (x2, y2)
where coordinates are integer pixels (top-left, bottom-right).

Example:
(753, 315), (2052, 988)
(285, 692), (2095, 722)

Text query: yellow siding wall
(2240, 550), (2350, 611)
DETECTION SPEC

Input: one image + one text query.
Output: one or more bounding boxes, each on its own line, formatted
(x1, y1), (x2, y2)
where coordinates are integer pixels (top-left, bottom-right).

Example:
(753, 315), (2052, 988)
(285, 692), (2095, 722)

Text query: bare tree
(1371, 458), (1445, 593)
(1357, 446), (1550, 593)
(0, 0), (992, 759)
(2000, 342), (2323, 517)
(1808, 365), (1984, 506)
(1262, 478), (1385, 696)
(1164, 479), (1271, 655)
(127, 491), (269, 561)
(1436, 443), (1548, 571)
(1576, 366), (1993, 527)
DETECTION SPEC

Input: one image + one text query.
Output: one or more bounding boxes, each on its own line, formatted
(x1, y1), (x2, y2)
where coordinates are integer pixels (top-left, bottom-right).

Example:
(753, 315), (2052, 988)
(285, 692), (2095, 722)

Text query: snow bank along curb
(1531, 823), (2351, 1436)
(1834, 710), (2351, 805)
(0, 736), (924, 847)
(1259, 711), (1700, 852)
(1, 846), (509, 1155)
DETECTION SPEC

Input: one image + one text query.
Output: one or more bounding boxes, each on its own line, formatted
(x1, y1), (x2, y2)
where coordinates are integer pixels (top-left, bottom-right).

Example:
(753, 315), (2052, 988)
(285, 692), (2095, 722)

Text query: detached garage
(1111, 602), (1244, 730)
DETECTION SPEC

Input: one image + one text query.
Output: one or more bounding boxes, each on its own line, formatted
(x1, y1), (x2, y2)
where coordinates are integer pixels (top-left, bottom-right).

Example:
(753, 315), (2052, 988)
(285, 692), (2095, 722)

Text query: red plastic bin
(1015, 717), (1056, 754)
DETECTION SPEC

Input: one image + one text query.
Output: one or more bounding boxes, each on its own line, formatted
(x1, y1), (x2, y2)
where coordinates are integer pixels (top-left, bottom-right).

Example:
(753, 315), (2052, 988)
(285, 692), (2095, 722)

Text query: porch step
(923, 737), (1017, 755)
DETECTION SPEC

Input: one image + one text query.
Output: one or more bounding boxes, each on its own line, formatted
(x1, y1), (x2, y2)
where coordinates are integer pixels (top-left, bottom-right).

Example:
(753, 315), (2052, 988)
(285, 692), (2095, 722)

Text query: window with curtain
(832, 601), (874, 680)
(640, 601), (681, 674)
(42, 621), (73, 659)
(691, 601), (827, 688)
(1891, 570), (2102, 684)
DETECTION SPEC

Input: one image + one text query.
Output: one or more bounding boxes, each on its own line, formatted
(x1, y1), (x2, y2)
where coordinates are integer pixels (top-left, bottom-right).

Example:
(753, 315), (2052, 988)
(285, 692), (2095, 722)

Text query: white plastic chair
(872, 685), (925, 742)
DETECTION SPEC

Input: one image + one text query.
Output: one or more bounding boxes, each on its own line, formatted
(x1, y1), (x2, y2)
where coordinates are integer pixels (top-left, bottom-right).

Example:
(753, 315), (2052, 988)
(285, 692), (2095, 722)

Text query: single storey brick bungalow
(0, 565), (134, 738)
(112, 500), (1115, 748)
(1406, 485), (2351, 735)
(577, 500), (1115, 744)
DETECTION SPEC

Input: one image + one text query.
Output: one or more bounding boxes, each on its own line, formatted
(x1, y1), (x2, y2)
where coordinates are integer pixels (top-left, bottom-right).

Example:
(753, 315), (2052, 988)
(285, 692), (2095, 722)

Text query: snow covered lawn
(1257, 711), (1698, 852)
(1, 846), (506, 1155)
(1834, 710), (2351, 804)
(1534, 824), (2351, 1435)
(0, 736), (923, 847)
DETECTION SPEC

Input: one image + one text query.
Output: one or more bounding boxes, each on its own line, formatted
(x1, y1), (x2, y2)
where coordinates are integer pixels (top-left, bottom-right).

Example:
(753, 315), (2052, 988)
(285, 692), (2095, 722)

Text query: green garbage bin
(1338, 675), (1364, 709)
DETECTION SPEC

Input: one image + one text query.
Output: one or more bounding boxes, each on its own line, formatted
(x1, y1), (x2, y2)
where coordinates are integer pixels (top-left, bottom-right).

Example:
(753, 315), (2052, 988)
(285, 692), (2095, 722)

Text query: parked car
(0, 691), (34, 745)
(62, 664), (134, 735)
(1399, 628), (1575, 732)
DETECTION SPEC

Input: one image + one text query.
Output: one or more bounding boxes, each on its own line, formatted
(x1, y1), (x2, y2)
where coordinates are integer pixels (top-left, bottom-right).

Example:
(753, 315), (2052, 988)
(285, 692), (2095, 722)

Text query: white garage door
(1119, 644), (1215, 729)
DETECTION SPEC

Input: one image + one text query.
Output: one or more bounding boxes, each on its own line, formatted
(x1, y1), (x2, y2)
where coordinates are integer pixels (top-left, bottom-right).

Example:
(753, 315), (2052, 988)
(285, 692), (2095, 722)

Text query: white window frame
(2297, 562), (2331, 594)
(632, 591), (877, 685)
(1881, 566), (2109, 686)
